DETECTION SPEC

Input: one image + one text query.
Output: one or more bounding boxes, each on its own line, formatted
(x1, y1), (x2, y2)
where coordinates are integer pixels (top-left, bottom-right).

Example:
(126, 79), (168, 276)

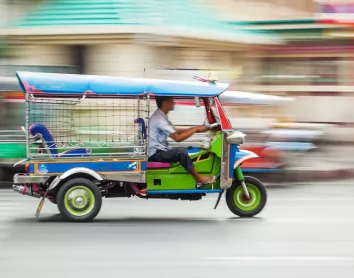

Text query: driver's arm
(174, 127), (190, 134)
(169, 126), (208, 142)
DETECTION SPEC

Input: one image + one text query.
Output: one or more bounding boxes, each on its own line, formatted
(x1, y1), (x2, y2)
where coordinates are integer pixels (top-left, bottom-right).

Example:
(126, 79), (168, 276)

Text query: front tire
(57, 178), (102, 222)
(226, 176), (267, 217)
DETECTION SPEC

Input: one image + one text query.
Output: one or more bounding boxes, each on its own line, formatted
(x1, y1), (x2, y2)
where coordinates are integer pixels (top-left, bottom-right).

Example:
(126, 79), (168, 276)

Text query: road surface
(0, 180), (354, 278)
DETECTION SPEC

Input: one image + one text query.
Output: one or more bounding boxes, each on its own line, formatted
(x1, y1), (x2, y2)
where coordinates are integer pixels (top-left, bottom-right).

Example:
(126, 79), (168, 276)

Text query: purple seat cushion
(146, 162), (171, 169)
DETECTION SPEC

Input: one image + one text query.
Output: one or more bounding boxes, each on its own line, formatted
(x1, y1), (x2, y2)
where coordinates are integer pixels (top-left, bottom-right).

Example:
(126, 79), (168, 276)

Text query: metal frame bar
(25, 92), (30, 159)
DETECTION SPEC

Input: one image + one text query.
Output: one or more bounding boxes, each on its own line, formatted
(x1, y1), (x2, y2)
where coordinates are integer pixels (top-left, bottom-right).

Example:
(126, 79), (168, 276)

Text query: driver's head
(155, 96), (175, 112)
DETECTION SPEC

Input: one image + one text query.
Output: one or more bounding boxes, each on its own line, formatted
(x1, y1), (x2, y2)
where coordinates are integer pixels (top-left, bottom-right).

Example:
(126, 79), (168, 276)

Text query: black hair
(155, 96), (173, 109)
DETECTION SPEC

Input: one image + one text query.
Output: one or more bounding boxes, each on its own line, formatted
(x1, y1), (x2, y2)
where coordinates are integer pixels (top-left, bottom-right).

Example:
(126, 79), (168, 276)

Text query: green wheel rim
(233, 183), (261, 211)
(64, 186), (95, 217)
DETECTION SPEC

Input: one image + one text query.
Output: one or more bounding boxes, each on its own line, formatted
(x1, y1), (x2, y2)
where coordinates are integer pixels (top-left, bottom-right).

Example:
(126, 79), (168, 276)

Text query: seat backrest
(29, 124), (58, 156)
(135, 118), (147, 140)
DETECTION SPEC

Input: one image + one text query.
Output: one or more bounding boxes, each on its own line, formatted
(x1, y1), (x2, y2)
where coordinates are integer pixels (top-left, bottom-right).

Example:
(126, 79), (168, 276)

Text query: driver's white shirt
(148, 109), (176, 158)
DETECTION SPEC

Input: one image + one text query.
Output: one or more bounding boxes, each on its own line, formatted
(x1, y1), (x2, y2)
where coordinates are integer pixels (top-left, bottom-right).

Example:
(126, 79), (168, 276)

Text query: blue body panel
(187, 147), (201, 154)
(242, 168), (283, 173)
(140, 161), (147, 171)
(29, 164), (34, 174)
(235, 150), (249, 161)
(36, 161), (139, 174)
(16, 71), (229, 97)
(229, 144), (238, 178)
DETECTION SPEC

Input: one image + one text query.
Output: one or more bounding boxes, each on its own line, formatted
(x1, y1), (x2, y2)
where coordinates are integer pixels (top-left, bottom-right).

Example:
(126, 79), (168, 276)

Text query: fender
(48, 167), (104, 191)
(234, 150), (259, 169)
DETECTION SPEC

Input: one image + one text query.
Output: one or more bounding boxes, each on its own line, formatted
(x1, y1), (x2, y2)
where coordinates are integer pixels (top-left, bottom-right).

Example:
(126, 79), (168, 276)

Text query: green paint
(233, 183), (261, 211)
(169, 152), (214, 174)
(239, 19), (316, 25)
(0, 143), (26, 159)
(275, 29), (325, 34)
(64, 185), (95, 217)
(210, 133), (222, 158)
(146, 149), (222, 190)
(235, 166), (244, 181)
(147, 170), (196, 190)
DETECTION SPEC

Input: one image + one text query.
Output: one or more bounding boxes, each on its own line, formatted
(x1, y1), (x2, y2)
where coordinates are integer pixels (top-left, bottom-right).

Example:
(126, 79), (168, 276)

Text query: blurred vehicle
(219, 91), (321, 177)
(0, 77), (26, 181)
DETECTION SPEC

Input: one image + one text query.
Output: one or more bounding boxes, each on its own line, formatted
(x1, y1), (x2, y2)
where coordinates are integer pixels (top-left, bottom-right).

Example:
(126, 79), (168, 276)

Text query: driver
(148, 96), (216, 187)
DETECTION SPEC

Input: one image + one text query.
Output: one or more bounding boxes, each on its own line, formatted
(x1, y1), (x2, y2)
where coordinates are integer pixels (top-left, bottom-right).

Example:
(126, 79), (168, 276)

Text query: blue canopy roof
(16, 71), (229, 97)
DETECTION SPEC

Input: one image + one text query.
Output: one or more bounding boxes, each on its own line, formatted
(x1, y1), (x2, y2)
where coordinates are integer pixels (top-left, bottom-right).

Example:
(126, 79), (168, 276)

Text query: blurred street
(1, 180), (354, 278)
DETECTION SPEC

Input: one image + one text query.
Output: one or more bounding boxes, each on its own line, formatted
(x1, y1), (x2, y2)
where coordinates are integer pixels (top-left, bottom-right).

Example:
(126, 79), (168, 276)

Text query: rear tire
(57, 178), (102, 222)
(226, 176), (267, 217)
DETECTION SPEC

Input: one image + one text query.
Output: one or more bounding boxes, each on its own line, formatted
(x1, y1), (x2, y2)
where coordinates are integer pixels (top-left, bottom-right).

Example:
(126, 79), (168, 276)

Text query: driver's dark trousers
(148, 147), (193, 172)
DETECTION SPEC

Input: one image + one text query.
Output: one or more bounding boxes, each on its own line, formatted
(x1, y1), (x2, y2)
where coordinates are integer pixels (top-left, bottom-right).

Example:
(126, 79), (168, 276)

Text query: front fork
(235, 166), (250, 199)
(214, 166), (250, 210)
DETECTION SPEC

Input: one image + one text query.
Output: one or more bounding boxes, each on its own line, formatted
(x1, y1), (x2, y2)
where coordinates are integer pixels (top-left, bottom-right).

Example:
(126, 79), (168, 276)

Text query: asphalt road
(0, 180), (354, 278)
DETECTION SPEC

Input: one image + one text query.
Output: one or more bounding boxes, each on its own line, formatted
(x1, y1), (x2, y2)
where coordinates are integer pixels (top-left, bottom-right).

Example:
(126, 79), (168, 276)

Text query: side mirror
(194, 97), (201, 107)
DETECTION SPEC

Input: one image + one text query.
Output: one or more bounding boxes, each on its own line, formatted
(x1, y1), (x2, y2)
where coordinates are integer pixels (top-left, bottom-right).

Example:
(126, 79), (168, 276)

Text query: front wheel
(57, 178), (102, 222)
(226, 176), (267, 217)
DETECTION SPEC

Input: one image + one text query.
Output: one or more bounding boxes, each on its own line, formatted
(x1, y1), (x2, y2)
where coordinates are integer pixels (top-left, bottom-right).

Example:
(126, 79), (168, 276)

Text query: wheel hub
(233, 183), (261, 211)
(74, 196), (85, 208)
(241, 193), (252, 203)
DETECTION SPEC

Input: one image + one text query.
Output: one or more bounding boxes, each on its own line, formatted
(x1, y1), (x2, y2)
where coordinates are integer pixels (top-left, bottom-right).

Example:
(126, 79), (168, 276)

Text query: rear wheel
(226, 176), (267, 217)
(57, 178), (102, 222)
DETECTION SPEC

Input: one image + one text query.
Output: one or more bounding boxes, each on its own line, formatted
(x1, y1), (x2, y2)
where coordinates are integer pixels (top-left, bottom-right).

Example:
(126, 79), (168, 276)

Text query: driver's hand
(210, 126), (220, 132)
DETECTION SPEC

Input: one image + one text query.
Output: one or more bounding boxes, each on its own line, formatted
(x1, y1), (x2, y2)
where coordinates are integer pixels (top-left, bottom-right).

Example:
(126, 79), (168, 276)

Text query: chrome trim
(48, 176), (60, 191)
(48, 167), (104, 191)
(13, 184), (41, 198)
(25, 92), (30, 158)
(220, 134), (233, 190)
(13, 174), (50, 184)
(58, 167), (104, 181)
(13, 158), (28, 167)
(104, 172), (146, 183)
(241, 180), (250, 199)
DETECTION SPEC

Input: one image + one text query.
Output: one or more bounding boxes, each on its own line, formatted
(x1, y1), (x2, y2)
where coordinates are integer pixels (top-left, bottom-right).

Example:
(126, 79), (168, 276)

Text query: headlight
(226, 131), (246, 145)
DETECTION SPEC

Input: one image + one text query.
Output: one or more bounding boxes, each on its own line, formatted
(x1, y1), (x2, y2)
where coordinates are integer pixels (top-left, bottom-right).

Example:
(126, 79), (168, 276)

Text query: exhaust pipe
(13, 184), (41, 198)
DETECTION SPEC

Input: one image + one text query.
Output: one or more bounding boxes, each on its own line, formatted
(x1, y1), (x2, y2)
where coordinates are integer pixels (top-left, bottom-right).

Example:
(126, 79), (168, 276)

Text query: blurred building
(210, 0), (317, 21)
(0, 0), (281, 82)
(238, 1), (354, 142)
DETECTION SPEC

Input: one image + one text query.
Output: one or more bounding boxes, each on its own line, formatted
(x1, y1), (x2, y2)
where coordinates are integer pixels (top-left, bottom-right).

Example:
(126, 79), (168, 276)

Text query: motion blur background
(1, 1), (354, 278)
(1, 0), (354, 182)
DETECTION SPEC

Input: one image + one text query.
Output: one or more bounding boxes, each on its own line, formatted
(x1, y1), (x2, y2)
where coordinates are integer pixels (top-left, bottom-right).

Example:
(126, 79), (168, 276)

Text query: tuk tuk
(12, 71), (267, 222)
